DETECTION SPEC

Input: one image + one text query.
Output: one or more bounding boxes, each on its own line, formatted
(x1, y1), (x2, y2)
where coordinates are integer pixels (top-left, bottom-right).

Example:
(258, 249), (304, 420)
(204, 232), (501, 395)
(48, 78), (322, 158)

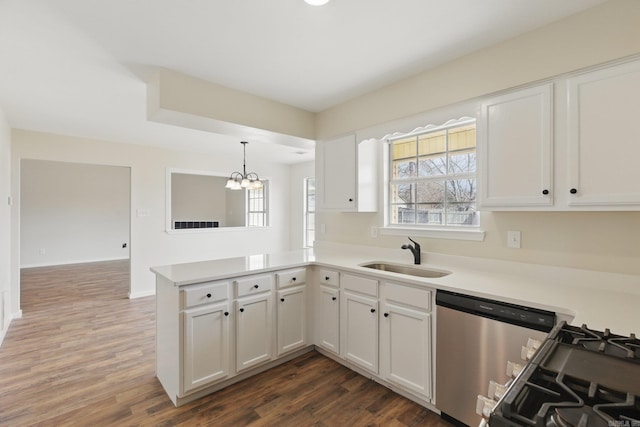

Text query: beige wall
(314, 0), (640, 276)
(20, 160), (130, 267)
(149, 68), (316, 143)
(171, 173), (227, 224)
(316, 0), (640, 138)
(11, 130), (295, 309)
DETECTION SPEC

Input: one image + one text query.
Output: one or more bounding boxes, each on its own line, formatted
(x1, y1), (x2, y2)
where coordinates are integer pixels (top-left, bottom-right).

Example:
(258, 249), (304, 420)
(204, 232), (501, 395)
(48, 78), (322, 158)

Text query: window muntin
(388, 120), (478, 227)
(304, 177), (315, 248)
(246, 183), (268, 227)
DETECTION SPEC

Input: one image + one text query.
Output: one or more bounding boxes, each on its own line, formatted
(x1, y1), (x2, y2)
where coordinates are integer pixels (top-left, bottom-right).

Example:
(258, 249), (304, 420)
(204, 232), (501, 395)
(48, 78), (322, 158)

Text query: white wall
(289, 161), (315, 250)
(225, 189), (247, 227)
(313, 0), (640, 277)
(20, 159), (130, 267)
(10, 130), (293, 314)
(0, 107), (11, 338)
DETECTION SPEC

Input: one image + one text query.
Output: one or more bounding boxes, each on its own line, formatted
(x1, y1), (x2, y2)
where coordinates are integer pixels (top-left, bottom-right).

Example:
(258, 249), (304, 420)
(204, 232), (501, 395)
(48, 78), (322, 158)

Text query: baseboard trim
(0, 310), (20, 348)
(20, 257), (129, 269)
(129, 290), (155, 299)
(0, 322), (8, 348)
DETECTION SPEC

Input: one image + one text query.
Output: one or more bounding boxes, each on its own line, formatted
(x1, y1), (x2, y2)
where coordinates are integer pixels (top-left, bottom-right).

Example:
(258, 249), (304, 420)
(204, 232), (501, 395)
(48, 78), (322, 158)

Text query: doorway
(19, 159), (131, 300)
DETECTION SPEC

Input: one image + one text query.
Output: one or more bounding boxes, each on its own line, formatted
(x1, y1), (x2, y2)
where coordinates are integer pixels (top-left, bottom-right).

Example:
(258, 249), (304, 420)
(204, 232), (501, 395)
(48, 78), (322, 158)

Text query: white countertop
(151, 242), (640, 336)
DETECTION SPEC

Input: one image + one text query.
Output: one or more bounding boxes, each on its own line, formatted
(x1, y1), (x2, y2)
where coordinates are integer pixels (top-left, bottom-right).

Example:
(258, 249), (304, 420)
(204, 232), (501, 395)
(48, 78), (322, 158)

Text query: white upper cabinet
(317, 134), (378, 212)
(479, 58), (640, 211)
(478, 83), (553, 208)
(566, 59), (640, 207)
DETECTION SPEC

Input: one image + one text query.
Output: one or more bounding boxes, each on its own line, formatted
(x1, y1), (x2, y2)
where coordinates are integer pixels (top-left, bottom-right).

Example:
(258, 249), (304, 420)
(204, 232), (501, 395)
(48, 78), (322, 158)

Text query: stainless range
(489, 322), (640, 427)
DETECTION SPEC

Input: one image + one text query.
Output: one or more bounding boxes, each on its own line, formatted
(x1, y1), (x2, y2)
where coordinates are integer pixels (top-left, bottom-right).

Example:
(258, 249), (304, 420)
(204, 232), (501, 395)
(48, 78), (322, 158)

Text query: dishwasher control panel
(436, 290), (555, 332)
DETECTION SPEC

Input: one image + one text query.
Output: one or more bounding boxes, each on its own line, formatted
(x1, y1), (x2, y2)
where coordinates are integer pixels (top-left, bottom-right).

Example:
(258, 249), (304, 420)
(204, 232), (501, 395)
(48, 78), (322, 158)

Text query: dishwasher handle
(436, 290), (555, 333)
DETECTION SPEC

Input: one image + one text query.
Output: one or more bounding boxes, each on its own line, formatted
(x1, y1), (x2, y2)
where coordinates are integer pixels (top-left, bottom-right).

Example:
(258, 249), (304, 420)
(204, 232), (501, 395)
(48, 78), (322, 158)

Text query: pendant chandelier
(225, 141), (263, 190)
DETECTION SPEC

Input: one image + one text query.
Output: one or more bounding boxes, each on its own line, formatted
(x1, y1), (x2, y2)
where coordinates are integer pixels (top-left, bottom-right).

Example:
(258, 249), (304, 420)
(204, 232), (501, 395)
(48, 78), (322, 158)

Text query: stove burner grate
(562, 325), (640, 360)
(490, 323), (640, 427)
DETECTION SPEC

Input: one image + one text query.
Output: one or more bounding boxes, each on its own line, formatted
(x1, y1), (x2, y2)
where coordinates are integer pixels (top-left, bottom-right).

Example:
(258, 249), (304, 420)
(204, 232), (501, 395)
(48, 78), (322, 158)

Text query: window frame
(246, 181), (269, 227)
(304, 177), (315, 248)
(381, 117), (485, 241)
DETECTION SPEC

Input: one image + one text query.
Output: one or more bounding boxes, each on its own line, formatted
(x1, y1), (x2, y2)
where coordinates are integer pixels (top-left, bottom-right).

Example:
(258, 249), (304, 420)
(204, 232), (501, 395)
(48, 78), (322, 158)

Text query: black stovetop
(490, 322), (640, 427)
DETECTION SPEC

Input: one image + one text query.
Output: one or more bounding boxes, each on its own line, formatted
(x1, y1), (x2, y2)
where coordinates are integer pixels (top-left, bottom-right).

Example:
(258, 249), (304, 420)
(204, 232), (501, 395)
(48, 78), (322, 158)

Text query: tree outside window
(389, 120), (478, 227)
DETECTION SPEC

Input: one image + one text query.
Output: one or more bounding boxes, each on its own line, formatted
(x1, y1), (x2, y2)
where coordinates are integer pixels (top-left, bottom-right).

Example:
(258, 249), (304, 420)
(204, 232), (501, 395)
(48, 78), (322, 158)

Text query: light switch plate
(507, 231), (521, 249)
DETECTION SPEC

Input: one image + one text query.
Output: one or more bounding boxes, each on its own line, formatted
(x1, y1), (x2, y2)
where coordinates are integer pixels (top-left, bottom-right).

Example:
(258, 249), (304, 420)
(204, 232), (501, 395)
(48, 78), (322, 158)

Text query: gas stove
(489, 322), (640, 427)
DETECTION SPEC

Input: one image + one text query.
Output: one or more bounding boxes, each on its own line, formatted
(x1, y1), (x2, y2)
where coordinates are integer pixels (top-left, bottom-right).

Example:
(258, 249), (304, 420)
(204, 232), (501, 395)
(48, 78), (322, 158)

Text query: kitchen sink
(359, 262), (451, 278)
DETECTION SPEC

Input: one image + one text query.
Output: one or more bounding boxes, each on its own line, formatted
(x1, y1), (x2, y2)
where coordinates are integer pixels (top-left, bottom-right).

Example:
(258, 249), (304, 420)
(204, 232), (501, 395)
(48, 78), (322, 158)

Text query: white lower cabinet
(276, 285), (307, 356)
(156, 266), (435, 407)
(380, 282), (432, 400)
(183, 301), (231, 393)
(236, 292), (274, 372)
(235, 274), (275, 373)
(340, 274), (379, 374)
(315, 284), (340, 354)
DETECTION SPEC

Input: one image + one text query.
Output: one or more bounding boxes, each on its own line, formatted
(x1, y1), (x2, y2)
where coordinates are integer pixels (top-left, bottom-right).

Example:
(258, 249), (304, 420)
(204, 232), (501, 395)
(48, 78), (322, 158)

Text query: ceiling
(0, 0), (606, 164)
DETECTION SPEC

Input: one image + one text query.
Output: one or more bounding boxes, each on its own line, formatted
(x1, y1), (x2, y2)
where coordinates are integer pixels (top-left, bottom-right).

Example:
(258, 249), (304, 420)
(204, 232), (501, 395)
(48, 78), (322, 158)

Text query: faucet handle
(407, 237), (420, 249)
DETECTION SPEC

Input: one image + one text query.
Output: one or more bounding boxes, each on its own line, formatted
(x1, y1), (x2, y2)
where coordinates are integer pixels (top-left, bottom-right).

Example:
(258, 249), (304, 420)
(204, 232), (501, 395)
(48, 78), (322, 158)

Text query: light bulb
(304, 0), (330, 5)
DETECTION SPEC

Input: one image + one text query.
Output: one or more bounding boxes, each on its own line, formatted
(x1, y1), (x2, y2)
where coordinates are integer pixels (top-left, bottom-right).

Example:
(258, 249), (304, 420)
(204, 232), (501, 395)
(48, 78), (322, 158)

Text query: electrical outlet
(39, 248), (46, 255)
(370, 226), (378, 238)
(507, 231), (521, 249)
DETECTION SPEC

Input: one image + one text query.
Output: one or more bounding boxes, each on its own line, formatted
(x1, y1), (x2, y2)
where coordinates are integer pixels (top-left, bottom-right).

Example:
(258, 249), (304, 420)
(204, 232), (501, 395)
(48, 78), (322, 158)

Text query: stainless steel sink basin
(359, 262), (451, 278)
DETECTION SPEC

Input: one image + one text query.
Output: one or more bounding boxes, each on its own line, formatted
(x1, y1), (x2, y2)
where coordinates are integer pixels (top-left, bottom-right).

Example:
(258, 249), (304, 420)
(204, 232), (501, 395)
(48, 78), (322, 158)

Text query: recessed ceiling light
(304, 0), (330, 6)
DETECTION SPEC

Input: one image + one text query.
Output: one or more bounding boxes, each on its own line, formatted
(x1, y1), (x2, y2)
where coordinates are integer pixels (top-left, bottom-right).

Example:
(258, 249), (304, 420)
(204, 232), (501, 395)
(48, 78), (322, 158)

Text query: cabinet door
(567, 60), (640, 207)
(380, 301), (431, 399)
(183, 302), (231, 393)
(319, 134), (357, 210)
(276, 285), (307, 356)
(341, 290), (378, 373)
(315, 284), (339, 355)
(236, 293), (273, 372)
(478, 83), (553, 208)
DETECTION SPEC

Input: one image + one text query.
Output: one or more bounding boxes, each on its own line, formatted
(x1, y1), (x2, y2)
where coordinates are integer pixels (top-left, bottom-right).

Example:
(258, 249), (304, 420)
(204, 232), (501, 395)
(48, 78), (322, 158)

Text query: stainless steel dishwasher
(435, 290), (555, 427)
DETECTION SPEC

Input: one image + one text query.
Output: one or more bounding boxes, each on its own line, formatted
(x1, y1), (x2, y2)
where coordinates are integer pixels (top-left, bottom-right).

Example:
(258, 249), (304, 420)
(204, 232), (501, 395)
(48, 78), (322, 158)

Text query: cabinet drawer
(319, 269), (339, 287)
(182, 281), (230, 309)
(276, 268), (307, 288)
(341, 273), (377, 297)
(235, 274), (274, 297)
(381, 282), (431, 312)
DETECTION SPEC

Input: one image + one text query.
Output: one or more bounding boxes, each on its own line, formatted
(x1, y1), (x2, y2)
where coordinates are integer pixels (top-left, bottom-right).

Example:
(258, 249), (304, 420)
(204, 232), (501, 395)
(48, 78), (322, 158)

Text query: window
(304, 177), (315, 247)
(388, 118), (478, 228)
(166, 168), (270, 231)
(246, 183), (268, 227)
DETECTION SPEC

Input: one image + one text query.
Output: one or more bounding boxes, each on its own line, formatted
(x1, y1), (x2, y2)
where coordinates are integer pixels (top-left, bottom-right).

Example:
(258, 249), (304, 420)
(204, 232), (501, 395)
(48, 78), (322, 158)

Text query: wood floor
(0, 260), (452, 427)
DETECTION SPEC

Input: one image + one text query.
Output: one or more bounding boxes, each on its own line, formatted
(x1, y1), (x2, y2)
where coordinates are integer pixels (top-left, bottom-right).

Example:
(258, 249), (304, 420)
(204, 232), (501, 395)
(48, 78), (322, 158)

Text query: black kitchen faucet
(401, 237), (421, 265)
